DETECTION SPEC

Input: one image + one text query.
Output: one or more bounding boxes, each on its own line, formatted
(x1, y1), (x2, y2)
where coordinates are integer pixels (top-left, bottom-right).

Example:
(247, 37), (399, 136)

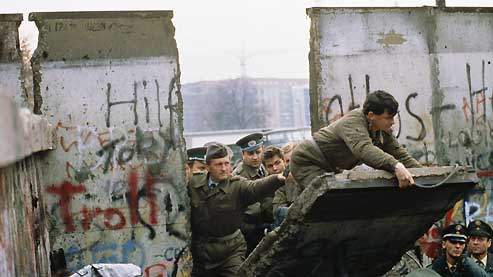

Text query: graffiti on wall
(319, 60), (493, 259)
(45, 76), (190, 276)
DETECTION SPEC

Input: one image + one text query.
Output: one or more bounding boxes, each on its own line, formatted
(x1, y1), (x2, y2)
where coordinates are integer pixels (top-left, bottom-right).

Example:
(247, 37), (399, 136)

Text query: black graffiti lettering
(405, 93), (426, 141)
(164, 72), (180, 149)
(448, 132), (459, 148)
(396, 111), (402, 139)
(325, 95), (343, 124)
(96, 137), (125, 173)
(144, 97), (150, 123)
(155, 79), (163, 127)
(117, 146), (134, 164)
(458, 130), (472, 147)
(365, 74), (370, 96)
(348, 75), (360, 111)
(466, 63), (476, 128)
(105, 83), (138, 127)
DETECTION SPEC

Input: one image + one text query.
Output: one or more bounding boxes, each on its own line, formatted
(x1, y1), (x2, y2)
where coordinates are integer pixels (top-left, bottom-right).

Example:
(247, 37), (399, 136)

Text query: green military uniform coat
(188, 173), (283, 276)
(429, 255), (487, 277)
(272, 175), (302, 213)
(232, 162), (272, 222)
(291, 108), (422, 188)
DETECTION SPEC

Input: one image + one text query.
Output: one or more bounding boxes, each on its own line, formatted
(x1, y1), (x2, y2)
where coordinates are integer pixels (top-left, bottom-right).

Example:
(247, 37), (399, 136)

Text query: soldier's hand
(276, 173), (286, 182)
(395, 162), (415, 189)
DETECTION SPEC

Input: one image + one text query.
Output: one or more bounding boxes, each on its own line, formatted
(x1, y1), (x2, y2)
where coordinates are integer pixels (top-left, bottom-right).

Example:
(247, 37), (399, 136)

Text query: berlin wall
(29, 11), (191, 276)
(0, 13), (53, 276)
(0, 14), (25, 107)
(308, 6), (493, 259)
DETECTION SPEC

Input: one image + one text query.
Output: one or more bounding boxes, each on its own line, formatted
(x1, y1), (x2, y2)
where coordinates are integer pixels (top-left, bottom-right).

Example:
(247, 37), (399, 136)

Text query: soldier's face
(207, 156), (232, 182)
(242, 147), (263, 168)
(443, 239), (466, 259)
(191, 161), (207, 174)
(283, 151), (293, 165)
(264, 155), (285, 175)
(468, 236), (491, 256)
(367, 110), (395, 132)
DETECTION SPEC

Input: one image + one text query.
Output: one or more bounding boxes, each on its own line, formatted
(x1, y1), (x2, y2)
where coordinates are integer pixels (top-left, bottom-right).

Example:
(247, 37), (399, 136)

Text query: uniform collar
(243, 163), (264, 178)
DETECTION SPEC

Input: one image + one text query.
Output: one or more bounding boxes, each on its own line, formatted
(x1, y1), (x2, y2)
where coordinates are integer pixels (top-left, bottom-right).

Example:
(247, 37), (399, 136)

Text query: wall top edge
(0, 14), (23, 22)
(306, 6), (493, 15)
(29, 10), (173, 21)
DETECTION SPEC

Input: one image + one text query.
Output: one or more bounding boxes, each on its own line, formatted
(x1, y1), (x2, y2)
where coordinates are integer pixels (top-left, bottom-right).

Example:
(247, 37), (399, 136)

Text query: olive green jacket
(272, 175), (302, 213)
(188, 173), (283, 238)
(232, 162), (273, 223)
(313, 109), (421, 172)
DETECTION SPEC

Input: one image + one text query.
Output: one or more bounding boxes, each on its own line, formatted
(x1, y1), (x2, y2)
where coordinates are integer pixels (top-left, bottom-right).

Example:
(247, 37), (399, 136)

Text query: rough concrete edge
(239, 175), (332, 276)
(340, 166), (471, 181)
(166, 12), (194, 277)
(240, 167), (478, 276)
(306, 6), (493, 14)
(307, 8), (322, 133)
(30, 17), (45, 115)
(0, 97), (55, 168)
(28, 10), (173, 21)
(0, 13), (23, 22)
(425, 8), (448, 166)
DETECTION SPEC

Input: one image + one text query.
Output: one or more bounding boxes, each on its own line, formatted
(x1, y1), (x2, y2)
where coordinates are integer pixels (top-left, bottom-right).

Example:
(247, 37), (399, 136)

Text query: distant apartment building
(182, 78), (309, 132)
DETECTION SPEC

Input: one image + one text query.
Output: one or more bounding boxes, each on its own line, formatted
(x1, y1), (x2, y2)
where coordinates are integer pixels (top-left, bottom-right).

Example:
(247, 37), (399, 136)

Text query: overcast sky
(2, 0), (492, 83)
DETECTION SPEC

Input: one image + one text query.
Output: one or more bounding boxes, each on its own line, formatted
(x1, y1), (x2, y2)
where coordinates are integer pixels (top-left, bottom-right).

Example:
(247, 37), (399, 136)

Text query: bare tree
(204, 78), (270, 130)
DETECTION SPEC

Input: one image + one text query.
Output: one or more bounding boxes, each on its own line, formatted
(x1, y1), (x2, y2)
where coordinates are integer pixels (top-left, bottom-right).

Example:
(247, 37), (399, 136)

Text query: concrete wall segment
(308, 6), (493, 264)
(0, 13), (27, 108)
(0, 155), (51, 277)
(30, 11), (190, 276)
(0, 95), (55, 168)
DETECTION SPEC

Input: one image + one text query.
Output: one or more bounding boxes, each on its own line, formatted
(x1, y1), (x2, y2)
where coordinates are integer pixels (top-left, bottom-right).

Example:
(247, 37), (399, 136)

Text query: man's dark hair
(363, 90), (399, 116)
(262, 146), (283, 164)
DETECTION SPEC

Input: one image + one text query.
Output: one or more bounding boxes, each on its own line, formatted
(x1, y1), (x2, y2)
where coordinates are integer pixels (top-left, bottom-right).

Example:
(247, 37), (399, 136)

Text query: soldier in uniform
(186, 147), (208, 174)
(185, 147), (207, 183)
(262, 146), (302, 227)
(467, 220), (493, 274)
(232, 132), (272, 254)
(290, 90), (421, 189)
(188, 143), (286, 276)
(281, 142), (297, 165)
(429, 223), (487, 276)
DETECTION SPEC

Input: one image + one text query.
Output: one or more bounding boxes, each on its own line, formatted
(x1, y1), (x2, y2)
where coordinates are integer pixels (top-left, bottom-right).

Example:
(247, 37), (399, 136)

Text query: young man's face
(264, 155), (286, 175)
(191, 161), (207, 174)
(468, 236), (491, 257)
(242, 147), (263, 168)
(367, 110), (395, 132)
(443, 239), (466, 260)
(283, 150), (293, 165)
(207, 156), (232, 182)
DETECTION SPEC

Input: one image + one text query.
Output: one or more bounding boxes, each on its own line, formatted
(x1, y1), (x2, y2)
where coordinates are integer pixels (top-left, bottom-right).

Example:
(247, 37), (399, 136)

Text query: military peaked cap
(205, 143), (229, 163)
(186, 147), (207, 162)
(467, 220), (493, 238)
(236, 133), (265, 152)
(442, 223), (467, 243)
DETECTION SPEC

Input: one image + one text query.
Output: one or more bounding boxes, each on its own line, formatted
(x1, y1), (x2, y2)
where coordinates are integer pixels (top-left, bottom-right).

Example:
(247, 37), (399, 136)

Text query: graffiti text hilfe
(47, 170), (158, 233)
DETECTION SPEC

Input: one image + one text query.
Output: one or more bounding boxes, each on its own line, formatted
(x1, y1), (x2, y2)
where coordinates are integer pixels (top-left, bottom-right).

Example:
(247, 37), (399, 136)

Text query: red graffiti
(462, 97), (471, 122)
(477, 170), (493, 178)
(47, 170), (158, 233)
(144, 263), (168, 277)
(129, 170), (139, 225)
(46, 181), (86, 232)
(146, 173), (158, 224)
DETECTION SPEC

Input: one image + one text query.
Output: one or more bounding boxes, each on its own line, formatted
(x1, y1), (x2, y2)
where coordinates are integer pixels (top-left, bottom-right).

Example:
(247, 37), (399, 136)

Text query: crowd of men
(183, 90), (489, 276)
(408, 220), (493, 276)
